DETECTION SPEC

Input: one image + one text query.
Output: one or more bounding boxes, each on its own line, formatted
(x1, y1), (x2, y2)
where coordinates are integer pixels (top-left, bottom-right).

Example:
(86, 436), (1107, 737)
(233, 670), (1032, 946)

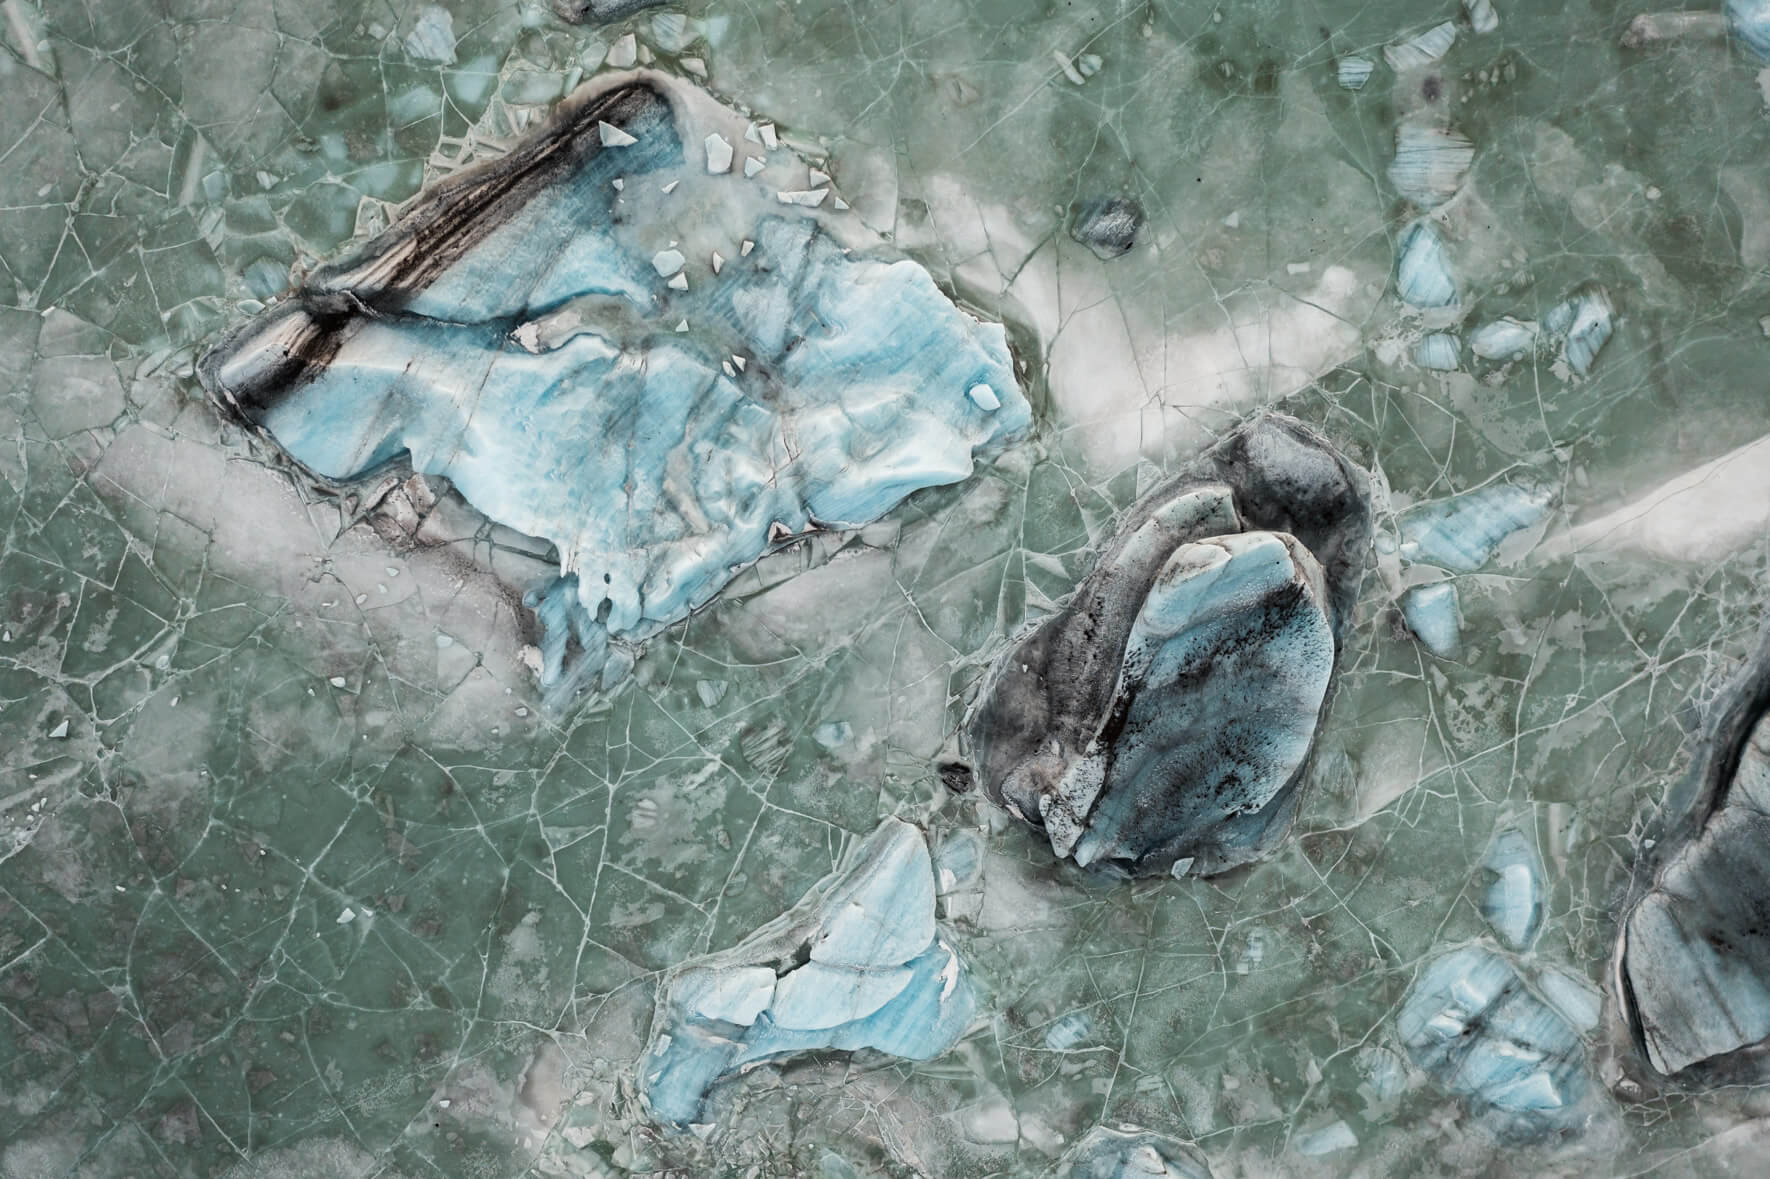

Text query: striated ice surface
(1049, 1126), (1213, 1179)
(638, 818), (975, 1127)
(1396, 220), (1458, 308)
(199, 76), (1028, 700)
(1399, 480), (1554, 572)
(1481, 826), (1545, 951)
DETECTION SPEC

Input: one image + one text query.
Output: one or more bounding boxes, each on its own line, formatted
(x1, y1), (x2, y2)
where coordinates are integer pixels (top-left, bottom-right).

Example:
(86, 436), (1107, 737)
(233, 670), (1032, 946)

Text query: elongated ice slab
(1386, 21), (1458, 71)
(1398, 480), (1553, 571)
(1397, 945), (1591, 1139)
(1337, 55), (1375, 90)
(1481, 827), (1544, 951)
(638, 818), (975, 1127)
(969, 417), (1371, 878)
(198, 76), (1029, 699)
(1389, 123), (1474, 208)
(1049, 1126), (1213, 1179)
(1620, 639), (1770, 1075)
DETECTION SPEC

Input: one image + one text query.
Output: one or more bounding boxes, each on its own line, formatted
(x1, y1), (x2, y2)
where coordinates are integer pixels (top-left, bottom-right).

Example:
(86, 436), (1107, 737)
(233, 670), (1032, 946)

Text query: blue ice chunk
(1729, 0), (1770, 60)
(1294, 1121), (1358, 1156)
(1389, 123), (1473, 208)
(201, 79), (1029, 699)
(1468, 317), (1537, 360)
(639, 818), (973, 1128)
(1050, 1126), (1214, 1179)
(1396, 220), (1457, 307)
(1545, 285), (1614, 377)
(1413, 332), (1460, 371)
(1398, 480), (1553, 572)
(1044, 1010), (1095, 1052)
(1401, 582), (1461, 657)
(1480, 827), (1544, 951)
(1397, 945), (1590, 1138)
(1060, 531), (1336, 870)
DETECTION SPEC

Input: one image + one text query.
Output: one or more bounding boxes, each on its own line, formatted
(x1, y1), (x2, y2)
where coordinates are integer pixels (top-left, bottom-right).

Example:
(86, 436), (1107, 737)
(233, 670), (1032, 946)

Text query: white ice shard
(638, 818), (975, 1127)
(1401, 581), (1460, 657)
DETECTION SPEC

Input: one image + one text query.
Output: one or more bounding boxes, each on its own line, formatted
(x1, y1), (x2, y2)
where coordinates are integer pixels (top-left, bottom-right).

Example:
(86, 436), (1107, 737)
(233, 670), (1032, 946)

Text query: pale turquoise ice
(1481, 828), (1545, 951)
(1399, 481), (1553, 572)
(1401, 582), (1461, 658)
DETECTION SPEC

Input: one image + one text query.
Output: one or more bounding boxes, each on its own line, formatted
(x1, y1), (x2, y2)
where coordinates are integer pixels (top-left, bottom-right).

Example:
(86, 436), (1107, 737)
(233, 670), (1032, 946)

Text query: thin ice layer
(638, 818), (975, 1128)
(198, 75), (1029, 696)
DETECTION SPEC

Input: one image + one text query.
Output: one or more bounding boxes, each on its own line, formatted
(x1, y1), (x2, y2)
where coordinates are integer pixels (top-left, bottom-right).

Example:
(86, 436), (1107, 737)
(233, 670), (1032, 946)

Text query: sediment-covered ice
(1619, 636), (1770, 1076)
(637, 818), (976, 1127)
(198, 73), (1030, 701)
(1049, 1126), (1213, 1178)
(968, 416), (1371, 878)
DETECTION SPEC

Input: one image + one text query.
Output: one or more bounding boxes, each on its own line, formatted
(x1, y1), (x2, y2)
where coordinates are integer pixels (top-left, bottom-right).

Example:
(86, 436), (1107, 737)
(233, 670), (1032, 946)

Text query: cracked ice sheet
(4, 0), (1770, 1177)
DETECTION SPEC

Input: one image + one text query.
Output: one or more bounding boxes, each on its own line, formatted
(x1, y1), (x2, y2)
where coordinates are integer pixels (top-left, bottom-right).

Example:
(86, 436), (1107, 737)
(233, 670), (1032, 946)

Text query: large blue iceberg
(637, 818), (976, 1128)
(198, 73), (1030, 697)
(968, 416), (1372, 878)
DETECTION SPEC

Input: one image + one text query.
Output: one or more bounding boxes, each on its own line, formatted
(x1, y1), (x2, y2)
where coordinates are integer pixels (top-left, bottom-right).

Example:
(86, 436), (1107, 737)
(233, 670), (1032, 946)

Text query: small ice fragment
(813, 721), (853, 749)
(1389, 122), (1474, 207)
(660, 179), (679, 194)
(758, 122), (778, 148)
(1469, 317), (1538, 360)
(1546, 285), (1614, 377)
(1396, 220), (1457, 307)
(743, 157), (766, 178)
(337, 907), (356, 924)
(809, 168), (831, 187)
(435, 633), (454, 648)
(711, 250), (724, 274)
(675, 319), (689, 332)
(1337, 55), (1374, 89)
(744, 121), (762, 144)
(722, 360), (736, 377)
(607, 33), (638, 69)
(1295, 1121), (1358, 1156)
(704, 133), (733, 173)
(1070, 196), (1144, 260)
(611, 177), (624, 190)
(696, 679), (728, 707)
(1414, 332), (1460, 371)
(740, 239), (755, 255)
(833, 196), (849, 210)
(404, 5), (457, 64)
(651, 11), (690, 51)
(48, 718), (70, 739)
(1465, 0), (1500, 34)
(598, 120), (638, 147)
(1386, 21), (1458, 70)
(667, 272), (688, 290)
(732, 355), (746, 370)
(777, 189), (830, 207)
(1077, 52), (1103, 77)
(1053, 49), (1087, 85)
(328, 676), (347, 688)
(1481, 827), (1544, 950)
(1729, 0), (1770, 61)
(1044, 1010), (1093, 1052)
(968, 383), (1001, 411)
(1401, 582), (1461, 658)
(651, 248), (685, 277)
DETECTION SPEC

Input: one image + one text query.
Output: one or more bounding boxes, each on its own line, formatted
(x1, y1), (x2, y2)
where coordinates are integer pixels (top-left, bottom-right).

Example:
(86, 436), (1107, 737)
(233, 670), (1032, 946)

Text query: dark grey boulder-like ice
(1070, 197), (1145, 260)
(199, 72), (1029, 700)
(637, 818), (976, 1128)
(967, 416), (1372, 878)
(1617, 634), (1770, 1078)
(1048, 1126), (1213, 1179)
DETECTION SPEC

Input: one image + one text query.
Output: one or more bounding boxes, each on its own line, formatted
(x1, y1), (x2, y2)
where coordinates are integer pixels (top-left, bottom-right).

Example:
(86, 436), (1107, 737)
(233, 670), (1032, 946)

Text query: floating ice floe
(1619, 635), (1770, 1075)
(1731, 0), (1770, 59)
(1294, 1121), (1359, 1157)
(1481, 826), (1545, 951)
(1070, 197), (1145, 260)
(1398, 480), (1554, 571)
(1337, 55), (1376, 90)
(637, 818), (975, 1127)
(1389, 122), (1474, 208)
(1400, 581), (1460, 657)
(198, 75), (1029, 702)
(1413, 332), (1460, 371)
(1468, 317), (1538, 360)
(1544, 284), (1614, 377)
(1465, 0), (1501, 34)
(403, 5), (457, 65)
(1395, 220), (1458, 308)
(968, 416), (1371, 878)
(1048, 1126), (1214, 1179)
(1386, 21), (1458, 71)
(1397, 945), (1593, 1139)
(704, 132), (733, 173)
